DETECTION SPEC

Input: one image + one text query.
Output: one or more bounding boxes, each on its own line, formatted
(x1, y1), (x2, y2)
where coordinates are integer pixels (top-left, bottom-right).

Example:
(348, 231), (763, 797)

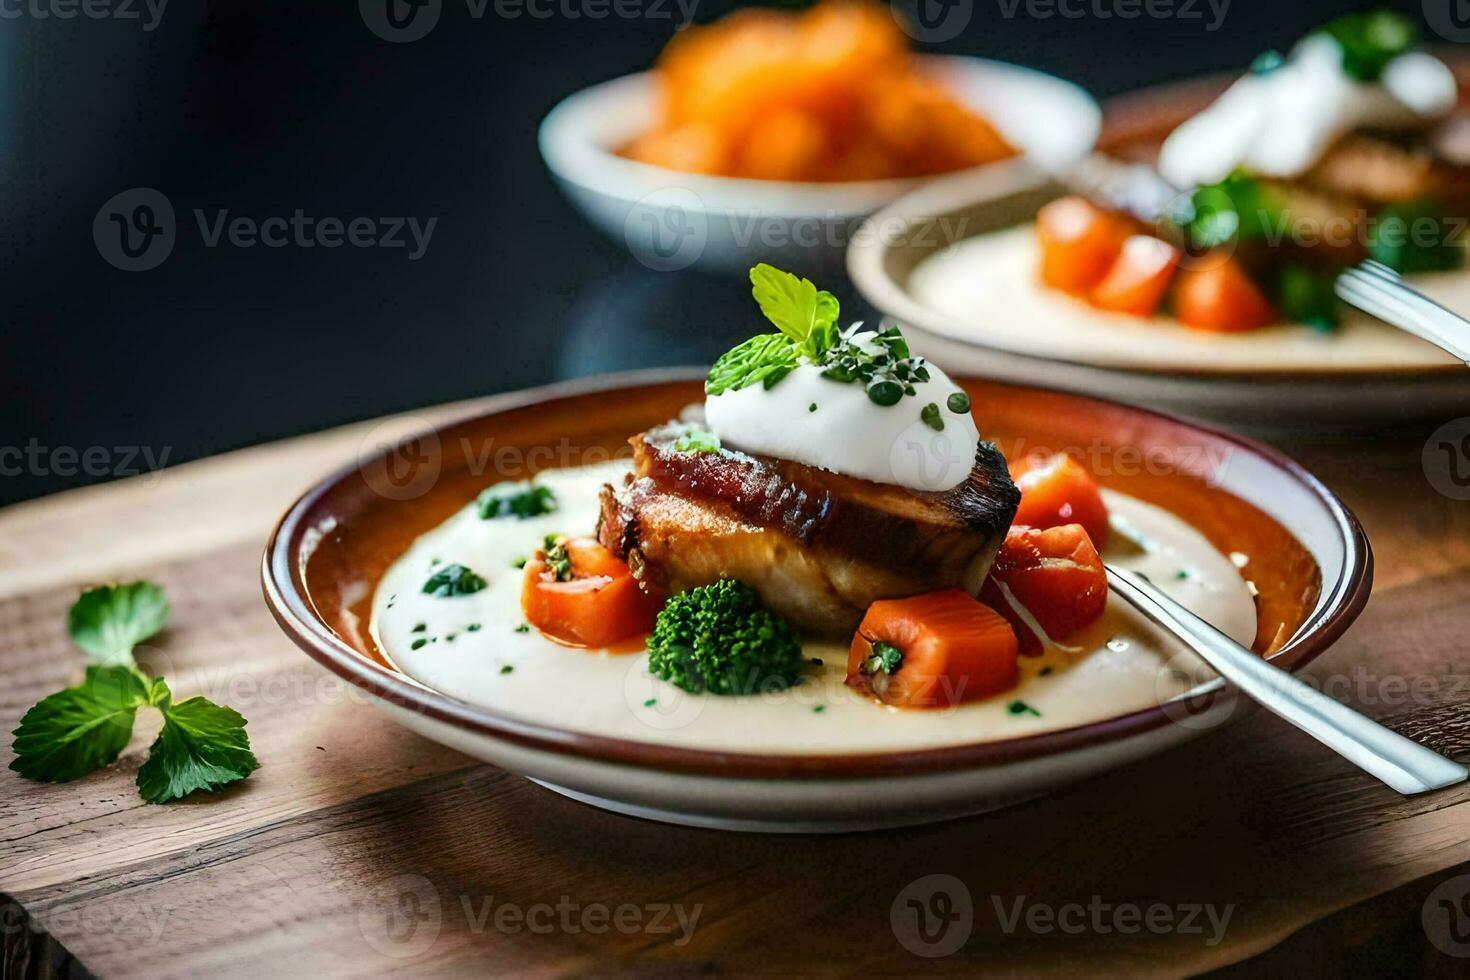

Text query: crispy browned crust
(598, 424), (1019, 637)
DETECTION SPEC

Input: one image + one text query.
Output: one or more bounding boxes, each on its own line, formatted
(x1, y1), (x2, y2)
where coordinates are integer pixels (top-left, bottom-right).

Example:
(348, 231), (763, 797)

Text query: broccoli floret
(646, 580), (803, 695)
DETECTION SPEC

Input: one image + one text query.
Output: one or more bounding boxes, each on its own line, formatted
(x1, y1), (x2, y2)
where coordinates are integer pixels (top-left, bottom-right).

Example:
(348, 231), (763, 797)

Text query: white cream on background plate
(371, 462), (1257, 754)
(908, 225), (1468, 374)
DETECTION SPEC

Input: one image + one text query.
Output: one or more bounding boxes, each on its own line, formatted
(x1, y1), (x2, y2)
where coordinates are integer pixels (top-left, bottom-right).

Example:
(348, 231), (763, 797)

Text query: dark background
(0, 0), (1436, 505)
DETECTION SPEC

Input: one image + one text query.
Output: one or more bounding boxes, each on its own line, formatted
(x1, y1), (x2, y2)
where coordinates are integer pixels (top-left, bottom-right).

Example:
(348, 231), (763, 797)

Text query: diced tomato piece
(1011, 453), (1110, 547)
(1089, 235), (1180, 316)
(846, 589), (1019, 709)
(521, 537), (662, 648)
(1171, 254), (1276, 332)
(1035, 196), (1137, 295)
(980, 525), (1108, 655)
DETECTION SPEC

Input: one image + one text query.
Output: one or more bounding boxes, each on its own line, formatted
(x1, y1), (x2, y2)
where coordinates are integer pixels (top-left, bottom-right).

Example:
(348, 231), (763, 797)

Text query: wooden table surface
(3, 387), (1470, 978)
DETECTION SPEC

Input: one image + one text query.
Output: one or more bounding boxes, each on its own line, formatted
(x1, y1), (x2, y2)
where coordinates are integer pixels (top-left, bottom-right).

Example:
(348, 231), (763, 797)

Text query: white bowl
(538, 56), (1101, 276)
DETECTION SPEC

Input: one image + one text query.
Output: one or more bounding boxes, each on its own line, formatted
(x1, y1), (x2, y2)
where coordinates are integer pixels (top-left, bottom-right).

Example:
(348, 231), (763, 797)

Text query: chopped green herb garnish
(1008, 700), (1041, 717)
(514, 624), (530, 634)
(1175, 569), (1190, 580)
(1368, 201), (1465, 275)
(1164, 172), (1282, 251)
(466, 623), (481, 632)
(542, 535), (573, 582)
(673, 428), (721, 454)
(643, 698), (657, 707)
(500, 665), (515, 675)
(445, 634), (456, 642)
(476, 481), (558, 520)
(411, 622), (426, 633)
(422, 564), (487, 597)
(808, 403), (817, 413)
(1321, 9), (1417, 82)
(820, 326), (931, 407)
(946, 391), (971, 414)
(512, 557), (527, 570)
(813, 705), (826, 714)
(921, 402), (944, 432)
(860, 641), (904, 677)
(411, 638), (427, 650)
(1276, 264), (1342, 332)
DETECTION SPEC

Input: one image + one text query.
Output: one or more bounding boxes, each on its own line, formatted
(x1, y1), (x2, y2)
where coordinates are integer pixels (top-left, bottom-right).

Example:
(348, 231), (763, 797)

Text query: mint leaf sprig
(9, 582), (260, 802)
(706, 263), (840, 396)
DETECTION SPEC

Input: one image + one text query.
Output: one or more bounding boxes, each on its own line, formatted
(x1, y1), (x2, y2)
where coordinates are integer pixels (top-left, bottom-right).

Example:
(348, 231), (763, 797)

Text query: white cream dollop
(703, 342), (981, 492)
(1159, 35), (1458, 189)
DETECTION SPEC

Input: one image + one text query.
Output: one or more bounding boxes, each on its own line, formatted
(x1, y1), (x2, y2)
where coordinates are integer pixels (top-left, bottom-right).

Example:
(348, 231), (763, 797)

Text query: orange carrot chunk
(522, 537), (662, 648)
(1011, 453), (1110, 547)
(1035, 196), (1135, 295)
(1090, 235), (1180, 316)
(1171, 254), (1276, 332)
(980, 525), (1107, 656)
(846, 589), (1019, 708)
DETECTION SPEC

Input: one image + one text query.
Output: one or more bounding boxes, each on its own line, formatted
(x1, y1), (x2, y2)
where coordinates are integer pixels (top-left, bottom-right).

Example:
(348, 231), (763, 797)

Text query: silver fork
(1106, 563), (1468, 796)
(1334, 261), (1470, 363)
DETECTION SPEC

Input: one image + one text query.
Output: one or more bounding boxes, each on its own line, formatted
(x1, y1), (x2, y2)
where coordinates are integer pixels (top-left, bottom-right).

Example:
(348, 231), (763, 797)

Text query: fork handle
(1106, 564), (1468, 795)
(1335, 261), (1470, 363)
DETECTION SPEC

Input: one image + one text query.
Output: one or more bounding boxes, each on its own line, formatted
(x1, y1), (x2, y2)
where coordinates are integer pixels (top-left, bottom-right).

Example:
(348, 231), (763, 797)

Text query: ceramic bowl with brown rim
(846, 68), (1470, 428)
(262, 372), (1370, 832)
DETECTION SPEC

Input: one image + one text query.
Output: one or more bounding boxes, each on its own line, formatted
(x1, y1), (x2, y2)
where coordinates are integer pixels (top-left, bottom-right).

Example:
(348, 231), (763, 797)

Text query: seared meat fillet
(598, 424), (1019, 637)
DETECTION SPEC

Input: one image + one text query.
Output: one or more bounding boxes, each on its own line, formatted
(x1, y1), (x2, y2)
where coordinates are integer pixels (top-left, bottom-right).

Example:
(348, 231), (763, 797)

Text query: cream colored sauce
(909, 224), (1468, 372)
(371, 462), (1257, 754)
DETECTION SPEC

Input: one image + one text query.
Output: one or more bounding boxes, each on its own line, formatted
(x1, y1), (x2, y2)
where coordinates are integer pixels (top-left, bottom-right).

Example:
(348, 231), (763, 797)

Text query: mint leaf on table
(135, 685), (260, 803)
(68, 582), (170, 666)
(13, 582), (261, 802)
(9, 666), (150, 782)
